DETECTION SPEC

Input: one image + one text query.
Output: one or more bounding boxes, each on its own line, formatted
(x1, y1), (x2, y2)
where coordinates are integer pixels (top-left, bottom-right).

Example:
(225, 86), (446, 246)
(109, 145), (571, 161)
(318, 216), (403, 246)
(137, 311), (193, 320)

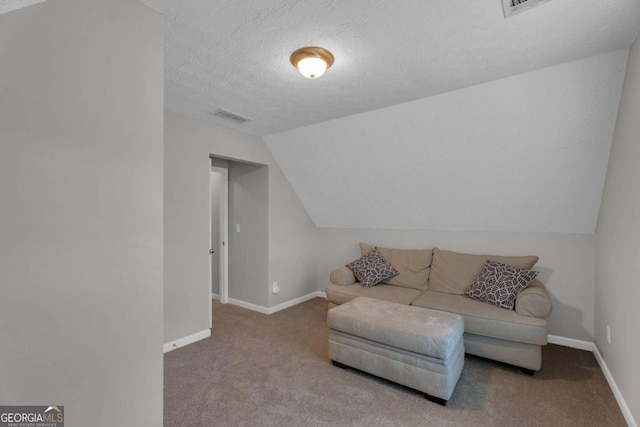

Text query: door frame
(210, 165), (229, 327)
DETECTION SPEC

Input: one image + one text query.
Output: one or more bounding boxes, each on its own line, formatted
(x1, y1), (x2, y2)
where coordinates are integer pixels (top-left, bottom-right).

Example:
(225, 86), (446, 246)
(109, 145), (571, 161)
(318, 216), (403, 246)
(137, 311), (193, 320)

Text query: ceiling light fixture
(290, 47), (334, 79)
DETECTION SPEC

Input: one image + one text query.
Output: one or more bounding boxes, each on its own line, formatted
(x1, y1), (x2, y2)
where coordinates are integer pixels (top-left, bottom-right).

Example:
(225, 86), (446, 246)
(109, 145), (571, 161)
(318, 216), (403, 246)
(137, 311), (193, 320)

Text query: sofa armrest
(515, 279), (552, 319)
(330, 267), (357, 286)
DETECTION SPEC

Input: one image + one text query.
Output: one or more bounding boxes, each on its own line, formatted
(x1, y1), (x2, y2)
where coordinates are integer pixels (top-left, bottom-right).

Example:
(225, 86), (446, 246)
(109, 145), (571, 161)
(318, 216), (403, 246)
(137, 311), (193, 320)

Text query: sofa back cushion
(360, 243), (433, 291)
(429, 248), (538, 295)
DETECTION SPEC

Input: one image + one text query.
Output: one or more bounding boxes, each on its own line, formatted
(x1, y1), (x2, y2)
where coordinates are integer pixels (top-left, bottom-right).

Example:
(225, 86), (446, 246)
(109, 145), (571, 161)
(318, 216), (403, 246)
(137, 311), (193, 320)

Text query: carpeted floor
(164, 298), (625, 426)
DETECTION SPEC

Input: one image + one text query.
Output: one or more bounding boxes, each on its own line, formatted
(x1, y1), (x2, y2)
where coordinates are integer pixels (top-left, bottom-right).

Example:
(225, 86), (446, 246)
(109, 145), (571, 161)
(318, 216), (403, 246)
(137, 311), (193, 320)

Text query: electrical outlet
(272, 281), (280, 295)
(606, 325), (611, 344)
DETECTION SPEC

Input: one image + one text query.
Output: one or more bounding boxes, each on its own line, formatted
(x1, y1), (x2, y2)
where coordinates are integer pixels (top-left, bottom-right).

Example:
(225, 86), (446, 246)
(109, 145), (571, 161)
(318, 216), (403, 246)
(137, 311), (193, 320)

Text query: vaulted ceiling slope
(134, 0), (638, 135)
(265, 50), (629, 233)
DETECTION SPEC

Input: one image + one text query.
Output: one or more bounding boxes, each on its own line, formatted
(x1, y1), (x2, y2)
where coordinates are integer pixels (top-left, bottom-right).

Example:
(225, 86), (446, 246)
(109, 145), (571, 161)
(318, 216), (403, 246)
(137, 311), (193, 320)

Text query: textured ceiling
(3, 1), (638, 136)
(146, 0), (640, 136)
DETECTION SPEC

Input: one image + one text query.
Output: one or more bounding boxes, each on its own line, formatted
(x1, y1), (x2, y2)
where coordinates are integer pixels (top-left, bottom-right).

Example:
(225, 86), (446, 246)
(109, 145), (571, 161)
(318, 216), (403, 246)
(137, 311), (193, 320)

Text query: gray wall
(317, 229), (595, 341)
(0, 1), (164, 426)
(267, 159), (320, 306)
(228, 162), (269, 306)
(210, 158), (230, 296)
(164, 111), (318, 344)
(595, 39), (640, 424)
(210, 169), (222, 295)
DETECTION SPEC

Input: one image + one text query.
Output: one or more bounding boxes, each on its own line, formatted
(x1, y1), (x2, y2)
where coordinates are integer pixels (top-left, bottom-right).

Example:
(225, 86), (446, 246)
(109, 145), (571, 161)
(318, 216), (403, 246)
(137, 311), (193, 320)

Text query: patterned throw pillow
(346, 247), (399, 287)
(464, 260), (538, 310)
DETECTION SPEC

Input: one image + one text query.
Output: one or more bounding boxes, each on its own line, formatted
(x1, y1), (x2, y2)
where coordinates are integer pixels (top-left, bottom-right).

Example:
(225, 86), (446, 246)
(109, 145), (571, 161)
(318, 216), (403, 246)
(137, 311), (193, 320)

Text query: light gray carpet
(164, 298), (625, 426)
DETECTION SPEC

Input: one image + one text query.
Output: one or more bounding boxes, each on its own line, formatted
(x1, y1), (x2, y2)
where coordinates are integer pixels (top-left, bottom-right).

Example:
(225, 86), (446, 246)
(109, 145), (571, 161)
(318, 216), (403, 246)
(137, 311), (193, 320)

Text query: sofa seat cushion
(429, 248), (539, 295)
(360, 243), (432, 291)
(411, 291), (547, 345)
(325, 283), (423, 306)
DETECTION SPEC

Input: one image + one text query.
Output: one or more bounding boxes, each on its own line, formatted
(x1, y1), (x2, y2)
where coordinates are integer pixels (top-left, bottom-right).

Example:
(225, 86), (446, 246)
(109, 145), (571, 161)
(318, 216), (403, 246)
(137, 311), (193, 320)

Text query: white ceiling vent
(213, 108), (252, 124)
(502, 0), (552, 18)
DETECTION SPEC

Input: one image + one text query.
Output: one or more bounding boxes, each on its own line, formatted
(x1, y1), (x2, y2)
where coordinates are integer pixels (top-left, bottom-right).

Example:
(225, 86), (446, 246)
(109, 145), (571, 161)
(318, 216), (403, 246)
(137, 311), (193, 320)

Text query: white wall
(265, 49), (628, 234)
(164, 111), (317, 344)
(595, 39), (640, 425)
(318, 229), (595, 340)
(0, 1), (164, 425)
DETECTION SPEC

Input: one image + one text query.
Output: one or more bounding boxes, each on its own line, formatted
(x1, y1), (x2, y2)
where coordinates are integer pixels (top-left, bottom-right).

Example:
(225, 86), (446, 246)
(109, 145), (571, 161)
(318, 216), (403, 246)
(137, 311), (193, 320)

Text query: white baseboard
(227, 291), (327, 315)
(163, 329), (211, 353)
(547, 334), (593, 351)
(211, 293), (220, 300)
(593, 344), (637, 427)
(267, 291), (327, 313)
(227, 298), (271, 314)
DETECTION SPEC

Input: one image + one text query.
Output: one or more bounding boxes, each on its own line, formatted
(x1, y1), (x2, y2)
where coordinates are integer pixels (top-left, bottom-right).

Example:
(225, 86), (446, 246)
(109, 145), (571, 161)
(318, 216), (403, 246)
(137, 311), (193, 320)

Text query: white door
(210, 165), (229, 313)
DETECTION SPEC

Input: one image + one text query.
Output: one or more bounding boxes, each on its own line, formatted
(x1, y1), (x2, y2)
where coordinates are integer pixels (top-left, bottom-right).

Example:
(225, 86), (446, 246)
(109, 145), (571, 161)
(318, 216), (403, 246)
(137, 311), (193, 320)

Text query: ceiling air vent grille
(213, 108), (251, 124)
(502, 0), (552, 18)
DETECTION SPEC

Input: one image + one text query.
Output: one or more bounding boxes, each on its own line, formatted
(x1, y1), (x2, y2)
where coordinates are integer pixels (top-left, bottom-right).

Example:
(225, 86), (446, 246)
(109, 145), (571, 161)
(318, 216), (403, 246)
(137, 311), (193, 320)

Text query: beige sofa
(325, 244), (553, 373)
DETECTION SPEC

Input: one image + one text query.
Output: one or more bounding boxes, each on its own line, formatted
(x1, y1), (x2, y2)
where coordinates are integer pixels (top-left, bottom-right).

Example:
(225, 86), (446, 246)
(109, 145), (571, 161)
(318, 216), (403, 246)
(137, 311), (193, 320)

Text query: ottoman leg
(331, 360), (349, 369)
(332, 358), (450, 406)
(424, 393), (447, 406)
(520, 368), (535, 377)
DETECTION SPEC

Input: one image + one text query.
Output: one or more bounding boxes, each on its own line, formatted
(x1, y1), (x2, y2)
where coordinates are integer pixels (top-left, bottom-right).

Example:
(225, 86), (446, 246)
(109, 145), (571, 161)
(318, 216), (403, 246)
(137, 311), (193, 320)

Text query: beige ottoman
(328, 297), (464, 405)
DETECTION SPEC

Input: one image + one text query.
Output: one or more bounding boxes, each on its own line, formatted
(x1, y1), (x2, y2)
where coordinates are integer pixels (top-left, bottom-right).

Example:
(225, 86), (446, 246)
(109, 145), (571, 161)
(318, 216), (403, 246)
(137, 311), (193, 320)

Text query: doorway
(210, 163), (229, 314)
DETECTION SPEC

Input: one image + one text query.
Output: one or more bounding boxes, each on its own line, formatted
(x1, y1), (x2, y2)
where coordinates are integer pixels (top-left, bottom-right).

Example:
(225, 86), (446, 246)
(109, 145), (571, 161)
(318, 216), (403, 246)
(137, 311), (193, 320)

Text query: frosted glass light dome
(297, 57), (328, 79)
